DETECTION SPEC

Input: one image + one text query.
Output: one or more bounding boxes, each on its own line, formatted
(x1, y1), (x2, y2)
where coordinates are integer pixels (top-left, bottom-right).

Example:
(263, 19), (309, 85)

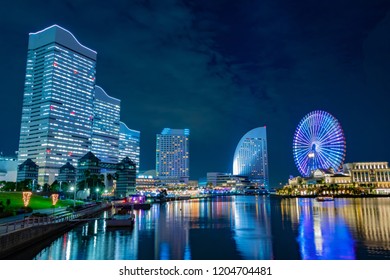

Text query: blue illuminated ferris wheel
(293, 110), (346, 177)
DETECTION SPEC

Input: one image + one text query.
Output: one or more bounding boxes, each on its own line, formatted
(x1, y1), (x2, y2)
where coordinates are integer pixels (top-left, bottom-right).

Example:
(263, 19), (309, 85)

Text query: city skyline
(1, 1), (390, 186)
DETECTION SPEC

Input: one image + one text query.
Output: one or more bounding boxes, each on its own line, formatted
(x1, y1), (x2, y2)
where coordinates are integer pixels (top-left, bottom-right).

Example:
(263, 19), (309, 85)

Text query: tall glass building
(17, 25), (97, 184)
(233, 126), (269, 188)
(91, 86), (120, 164)
(119, 122), (140, 173)
(156, 128), (190, 183)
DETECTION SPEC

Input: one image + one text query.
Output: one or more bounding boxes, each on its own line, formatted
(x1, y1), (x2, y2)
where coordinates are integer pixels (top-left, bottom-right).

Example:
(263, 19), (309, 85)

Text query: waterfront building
(188, 180), (199, 188)
(207, 172), (250, 189)
(136, 170), (156, 190)
(16, 158), (39, 184)
(119, 122), (140, 173)
(77, 151), (101, 183)
(91, 86), (120, 164)
(156, 128), (190, 184)
(136, 176), (156, 190)
(57, 161), (76, 186)
(17, 25), (97, 185)
(116, 157), (136, 197)
(0, 155), (18, 182)
(233, 126), (269, 188)
(343, 162), (390, 189)
(288, 168), (351, 186)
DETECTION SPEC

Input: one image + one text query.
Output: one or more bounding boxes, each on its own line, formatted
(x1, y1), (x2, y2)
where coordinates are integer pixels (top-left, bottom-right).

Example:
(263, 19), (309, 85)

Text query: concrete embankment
(0, 203), (110, 259)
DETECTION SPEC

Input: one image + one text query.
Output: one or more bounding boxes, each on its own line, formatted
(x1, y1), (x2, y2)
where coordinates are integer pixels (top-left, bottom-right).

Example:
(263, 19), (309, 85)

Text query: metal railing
(0, 203), (109, 235)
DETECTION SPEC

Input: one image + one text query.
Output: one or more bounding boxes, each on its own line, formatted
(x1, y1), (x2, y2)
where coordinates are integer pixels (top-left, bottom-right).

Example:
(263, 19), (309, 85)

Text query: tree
(42, 183), (50, 192)
(51, 180), (61, 192)
(2, 182), (16, 191)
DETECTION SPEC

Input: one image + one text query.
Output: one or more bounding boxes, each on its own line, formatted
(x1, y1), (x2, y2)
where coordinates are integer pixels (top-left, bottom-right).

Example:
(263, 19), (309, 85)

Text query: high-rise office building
(156, 128), (190, 183)
(91, 86), (120, 164)
(17, 25), (97, 185)
(119, 122), (140, 173)
(233, 126), (269, 188)
(18, 25), (96, 184)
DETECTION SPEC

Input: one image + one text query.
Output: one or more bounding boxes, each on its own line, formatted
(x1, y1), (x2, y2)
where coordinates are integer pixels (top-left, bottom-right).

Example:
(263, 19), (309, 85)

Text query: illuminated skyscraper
(17, 25), (96, 184)
(91, 86), (120, 164)
(156, 128), (190, 183)
(233, 126), (269, 188)
(119, 122), (140, 173)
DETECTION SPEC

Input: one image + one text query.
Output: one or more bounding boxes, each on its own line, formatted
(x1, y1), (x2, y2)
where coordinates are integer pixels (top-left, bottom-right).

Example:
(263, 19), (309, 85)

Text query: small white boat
(315, 196), (334, 202)
(106, 213), (135, 227)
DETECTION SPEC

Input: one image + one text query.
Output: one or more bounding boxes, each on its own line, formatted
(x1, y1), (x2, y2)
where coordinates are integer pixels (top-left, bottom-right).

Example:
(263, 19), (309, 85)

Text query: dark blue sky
(0, 0), (389, 186)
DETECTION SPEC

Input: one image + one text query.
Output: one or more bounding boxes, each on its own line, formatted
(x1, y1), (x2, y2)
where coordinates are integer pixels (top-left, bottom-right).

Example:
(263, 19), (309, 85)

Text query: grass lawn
(0, 191), (81, 210)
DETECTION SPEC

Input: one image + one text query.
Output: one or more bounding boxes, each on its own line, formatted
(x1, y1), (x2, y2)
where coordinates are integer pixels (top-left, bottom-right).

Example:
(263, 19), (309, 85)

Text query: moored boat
(106, 212), (135, 227)
(315, 196), (334, 202)
(106, 205), (135, 228)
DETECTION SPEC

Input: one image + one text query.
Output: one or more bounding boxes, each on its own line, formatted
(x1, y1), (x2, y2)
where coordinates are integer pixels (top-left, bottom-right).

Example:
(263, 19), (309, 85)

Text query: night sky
(0, 0), (389, 187)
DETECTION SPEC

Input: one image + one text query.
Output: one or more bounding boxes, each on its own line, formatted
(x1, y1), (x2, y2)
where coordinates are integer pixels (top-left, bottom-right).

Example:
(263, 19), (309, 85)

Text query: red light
(74, 70), (78, 74)
(53, 62), (58, 67)
(68, 152), (73, 156)
(46, 149), (51, 154)
(70, 111), (75, 115)
(50, 105), (54, 110)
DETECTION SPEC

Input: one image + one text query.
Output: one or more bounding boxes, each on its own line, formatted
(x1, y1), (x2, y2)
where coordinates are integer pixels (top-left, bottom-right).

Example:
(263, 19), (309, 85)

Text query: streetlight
(70, 186), (76, 208)
(96, 188), (100, 201)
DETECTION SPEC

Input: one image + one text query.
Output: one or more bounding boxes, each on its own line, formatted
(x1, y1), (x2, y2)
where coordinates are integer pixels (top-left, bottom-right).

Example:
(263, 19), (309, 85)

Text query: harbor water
(18, 196), (390, 260)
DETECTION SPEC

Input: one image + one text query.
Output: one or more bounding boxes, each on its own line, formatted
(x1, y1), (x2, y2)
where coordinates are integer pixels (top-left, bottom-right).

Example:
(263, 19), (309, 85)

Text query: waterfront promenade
(0, 203), (110, 259)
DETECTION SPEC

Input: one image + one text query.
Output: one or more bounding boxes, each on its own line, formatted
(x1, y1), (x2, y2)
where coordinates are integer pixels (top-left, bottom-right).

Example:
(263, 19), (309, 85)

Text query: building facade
(207, 172), (250, 188)
(17, 158), (39, 184)
(57, 161), (77, 185)
(17, 25), (97, 185)
(119, 122), (140, 172)
(91, 86), (120, 164)
(0, 155), (18, 182)
(77, 151), (101, 183)
(156, 128), (190, 184)
(343, 162), (390, 188)
(116, 157), (137, 197)
(233, 126), (269, 188)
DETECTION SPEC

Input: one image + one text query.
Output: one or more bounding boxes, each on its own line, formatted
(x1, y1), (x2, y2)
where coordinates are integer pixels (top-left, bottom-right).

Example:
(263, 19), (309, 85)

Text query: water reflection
(281, 197), (390, 259)
(32, 196), (390, 260)
(233, 196), (273, 259)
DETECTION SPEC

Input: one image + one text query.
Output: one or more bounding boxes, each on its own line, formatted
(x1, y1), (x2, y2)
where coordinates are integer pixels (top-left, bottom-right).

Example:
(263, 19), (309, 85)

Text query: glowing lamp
(22, 191), (32, 207)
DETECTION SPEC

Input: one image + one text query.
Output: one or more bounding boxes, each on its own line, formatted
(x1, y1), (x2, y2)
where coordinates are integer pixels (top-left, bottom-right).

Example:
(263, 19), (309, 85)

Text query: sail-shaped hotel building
(233, 126), (269, 188)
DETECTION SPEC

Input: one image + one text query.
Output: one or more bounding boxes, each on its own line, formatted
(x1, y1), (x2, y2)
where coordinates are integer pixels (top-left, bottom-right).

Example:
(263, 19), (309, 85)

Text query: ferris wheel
(293, 110), (346, 177)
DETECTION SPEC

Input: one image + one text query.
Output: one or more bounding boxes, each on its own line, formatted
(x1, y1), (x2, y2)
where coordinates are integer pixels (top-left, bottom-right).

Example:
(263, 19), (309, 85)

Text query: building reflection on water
(280, 197), (390, 259)
(233, 196), (273, 259)
(33, 196), (390, 260)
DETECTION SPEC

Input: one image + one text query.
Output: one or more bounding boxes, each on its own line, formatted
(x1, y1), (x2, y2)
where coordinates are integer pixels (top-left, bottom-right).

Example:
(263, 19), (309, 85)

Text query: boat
(128, 195), (152, 210)
(315, 196), (334, 202)
(106, 206), (135, 228)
